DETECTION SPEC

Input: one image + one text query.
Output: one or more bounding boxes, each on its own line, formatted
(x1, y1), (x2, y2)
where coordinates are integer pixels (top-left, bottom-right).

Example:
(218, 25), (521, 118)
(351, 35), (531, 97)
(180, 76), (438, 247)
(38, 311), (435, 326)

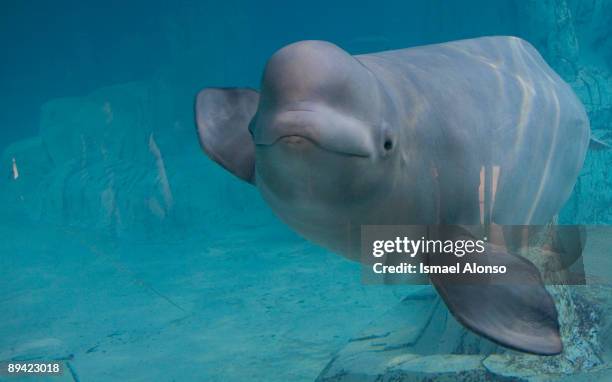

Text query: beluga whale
(194, 36), (591, 355)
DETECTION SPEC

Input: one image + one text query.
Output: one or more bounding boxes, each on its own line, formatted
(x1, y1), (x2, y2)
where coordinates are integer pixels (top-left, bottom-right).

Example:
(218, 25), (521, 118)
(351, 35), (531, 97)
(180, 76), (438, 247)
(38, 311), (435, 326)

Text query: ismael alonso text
(370, 236), (508, 275)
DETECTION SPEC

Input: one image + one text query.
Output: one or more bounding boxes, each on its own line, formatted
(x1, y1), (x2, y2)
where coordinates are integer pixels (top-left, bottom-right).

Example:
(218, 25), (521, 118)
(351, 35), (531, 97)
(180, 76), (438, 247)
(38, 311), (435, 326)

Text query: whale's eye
(384, 139), (393, 151)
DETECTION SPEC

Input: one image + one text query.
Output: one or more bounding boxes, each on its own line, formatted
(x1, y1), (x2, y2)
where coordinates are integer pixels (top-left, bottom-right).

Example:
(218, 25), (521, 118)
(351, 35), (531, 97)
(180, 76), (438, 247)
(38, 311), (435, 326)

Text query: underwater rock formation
(2, 83), (160, 235)
(317, 285), (612, 381)
(516, 0), (612, 224)
(0, 81), (272, 238)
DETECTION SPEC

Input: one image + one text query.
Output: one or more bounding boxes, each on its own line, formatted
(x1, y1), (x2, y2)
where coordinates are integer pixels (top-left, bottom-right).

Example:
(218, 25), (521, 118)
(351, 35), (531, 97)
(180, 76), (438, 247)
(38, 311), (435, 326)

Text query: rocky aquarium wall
(1, 0), (611, 238)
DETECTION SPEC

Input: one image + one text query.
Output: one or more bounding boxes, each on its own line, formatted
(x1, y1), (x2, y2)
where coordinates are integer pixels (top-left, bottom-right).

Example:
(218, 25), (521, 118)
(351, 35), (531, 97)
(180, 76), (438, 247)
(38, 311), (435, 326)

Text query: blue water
(1, 1), (611, 381)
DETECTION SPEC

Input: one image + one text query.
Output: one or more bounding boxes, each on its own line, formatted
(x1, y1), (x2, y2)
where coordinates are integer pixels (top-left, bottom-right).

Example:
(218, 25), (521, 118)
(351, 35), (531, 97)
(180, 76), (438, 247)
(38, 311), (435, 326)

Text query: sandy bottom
(0, 219), (408, 382)
(2, 218), (610, 382)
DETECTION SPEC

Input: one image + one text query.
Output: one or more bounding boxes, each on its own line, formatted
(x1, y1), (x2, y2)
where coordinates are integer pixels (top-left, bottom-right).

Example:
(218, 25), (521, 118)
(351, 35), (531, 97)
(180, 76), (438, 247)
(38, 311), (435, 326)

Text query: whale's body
(356, 37), (589, 225)
(195, 36), (590, 356)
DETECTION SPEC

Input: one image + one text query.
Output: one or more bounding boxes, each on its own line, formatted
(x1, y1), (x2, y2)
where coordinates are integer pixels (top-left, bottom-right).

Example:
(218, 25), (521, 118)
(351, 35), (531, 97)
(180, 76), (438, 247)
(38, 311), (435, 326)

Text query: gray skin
(195, 36), (590, 356)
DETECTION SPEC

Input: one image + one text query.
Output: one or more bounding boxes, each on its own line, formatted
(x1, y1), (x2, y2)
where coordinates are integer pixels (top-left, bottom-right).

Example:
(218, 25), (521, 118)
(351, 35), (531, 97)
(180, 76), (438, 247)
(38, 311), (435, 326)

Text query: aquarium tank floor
(0, 217), (406, 381)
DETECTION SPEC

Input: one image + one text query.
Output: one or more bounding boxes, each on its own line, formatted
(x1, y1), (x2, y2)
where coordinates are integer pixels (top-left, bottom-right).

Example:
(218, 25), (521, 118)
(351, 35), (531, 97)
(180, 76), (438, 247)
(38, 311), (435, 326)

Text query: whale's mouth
(251, 108), (375, 158)
(256, 134), (371, 158)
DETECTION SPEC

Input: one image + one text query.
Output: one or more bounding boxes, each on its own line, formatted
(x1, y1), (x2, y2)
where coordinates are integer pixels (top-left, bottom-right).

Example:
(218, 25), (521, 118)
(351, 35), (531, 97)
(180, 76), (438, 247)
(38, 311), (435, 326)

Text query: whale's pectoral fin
(195, 87), (259, 184)
(428, 227), (562, 355)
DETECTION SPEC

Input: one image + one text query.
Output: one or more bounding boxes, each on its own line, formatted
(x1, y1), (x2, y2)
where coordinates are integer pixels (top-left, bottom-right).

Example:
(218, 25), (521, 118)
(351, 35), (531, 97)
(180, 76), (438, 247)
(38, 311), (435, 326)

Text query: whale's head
(195, 40), (399, 221)
(254, 41), (399, 214)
